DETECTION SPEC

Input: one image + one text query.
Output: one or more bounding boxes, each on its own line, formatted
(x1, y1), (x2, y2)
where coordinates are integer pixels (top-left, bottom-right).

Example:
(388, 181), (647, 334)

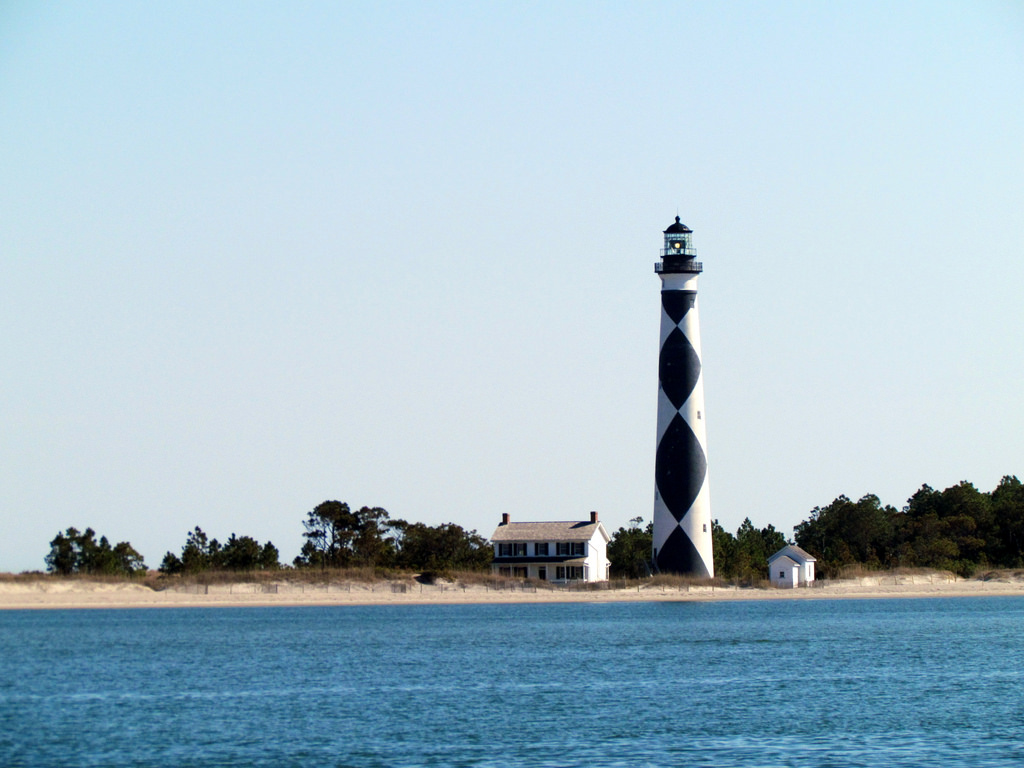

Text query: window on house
(571, 542), (585, 557)
(513, 566), (527, 578)
(556, 542), (570, 556)
(779, 571), (786, 579)
(556, 566), (584, 581)
(538, 567), (547, 580)
(703, 524), (707, 533)
(512, 543), (527, 557)
(499, 567), (511, 576)
(535, 542), (549, 556)
(497, 543), (512, 557)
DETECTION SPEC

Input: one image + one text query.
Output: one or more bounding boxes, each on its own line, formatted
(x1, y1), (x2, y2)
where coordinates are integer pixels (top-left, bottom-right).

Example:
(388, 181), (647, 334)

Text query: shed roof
(490, 521), (605, 542)
(768, 544), (817, 564)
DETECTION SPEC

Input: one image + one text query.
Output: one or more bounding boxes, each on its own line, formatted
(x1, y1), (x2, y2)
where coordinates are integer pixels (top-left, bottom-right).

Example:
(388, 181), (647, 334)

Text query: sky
(2, 1), (1022, 573)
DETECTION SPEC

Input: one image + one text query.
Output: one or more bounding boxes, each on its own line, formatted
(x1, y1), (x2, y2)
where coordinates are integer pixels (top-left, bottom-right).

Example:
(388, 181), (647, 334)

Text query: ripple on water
(1, 598), (1024, 766)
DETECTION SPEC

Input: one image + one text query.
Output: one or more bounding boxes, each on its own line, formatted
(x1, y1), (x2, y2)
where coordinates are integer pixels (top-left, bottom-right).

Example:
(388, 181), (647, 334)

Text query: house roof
(768, 544), (817, 564)
(490, 521), (606, 542)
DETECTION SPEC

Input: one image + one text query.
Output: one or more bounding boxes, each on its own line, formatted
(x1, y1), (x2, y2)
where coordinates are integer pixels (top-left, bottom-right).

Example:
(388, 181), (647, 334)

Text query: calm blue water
(2, 598), (1023, 767)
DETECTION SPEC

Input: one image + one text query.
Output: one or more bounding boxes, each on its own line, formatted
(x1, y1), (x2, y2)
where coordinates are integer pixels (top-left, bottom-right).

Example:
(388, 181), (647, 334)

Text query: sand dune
(2, 573), (1024, 610)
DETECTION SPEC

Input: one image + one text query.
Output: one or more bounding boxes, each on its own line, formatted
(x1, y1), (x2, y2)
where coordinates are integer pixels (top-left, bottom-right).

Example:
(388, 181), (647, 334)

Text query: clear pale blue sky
(2, 1), (1022, 573)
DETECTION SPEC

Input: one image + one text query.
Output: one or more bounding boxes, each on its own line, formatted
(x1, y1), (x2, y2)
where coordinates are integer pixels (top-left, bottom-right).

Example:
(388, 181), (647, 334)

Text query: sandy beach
(2, 573), (1024, 610)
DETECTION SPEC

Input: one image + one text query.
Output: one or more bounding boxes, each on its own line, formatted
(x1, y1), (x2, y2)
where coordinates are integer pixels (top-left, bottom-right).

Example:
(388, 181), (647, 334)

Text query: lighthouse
(652, 216), (714, 577)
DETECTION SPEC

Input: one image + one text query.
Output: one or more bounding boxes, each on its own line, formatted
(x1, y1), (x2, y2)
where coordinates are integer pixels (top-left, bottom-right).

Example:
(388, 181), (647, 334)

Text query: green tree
(259, 541), (280, 570)
(45, 527), (80, 575)
(160, 551), (184, 575)
(180, 527), (219, 573)
(114, 541), (146, 572)
(392, 520), (492, 572)
(901, 482), (991, 575)
(220, 534), (263, 571)
(733, 518), (762, 578)
(607, 517), (653, 578)
(160, 527), (279, 574)
(295, 501), (354, 568)
(795, 494), (897, 576)
(44, 527), (146, 576)
(351, 506), (393, 567)
(711, 520), (738, 578)
(74, 528), (104, 572)
(724, 518), (787, 581)
(294, 501), (394, 568)
(941, 481), (996, 557)
(992, 475), (1024, 567)
(792, 479), (1019, 578)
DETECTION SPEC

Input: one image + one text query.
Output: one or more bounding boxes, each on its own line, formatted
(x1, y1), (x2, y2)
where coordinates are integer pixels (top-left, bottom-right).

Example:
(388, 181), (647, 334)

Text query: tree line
(293, 501), (491, 573)
(44, 499), (493, 576)
(606, 475), (1024, 580)
(45, 527), (147, 576)
(795, 476), (1024, 577)
(605, 516), (787, 581)
(45, 475), (1024, 580)
(159, 528), (280, 574)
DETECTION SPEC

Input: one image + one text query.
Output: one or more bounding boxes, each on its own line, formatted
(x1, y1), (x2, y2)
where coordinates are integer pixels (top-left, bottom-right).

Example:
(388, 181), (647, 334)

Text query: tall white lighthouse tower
(652, 216), (713, 577)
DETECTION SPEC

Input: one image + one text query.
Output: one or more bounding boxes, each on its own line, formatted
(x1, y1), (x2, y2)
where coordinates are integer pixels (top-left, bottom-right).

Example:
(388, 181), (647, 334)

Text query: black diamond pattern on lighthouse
(656, 412), (707, 523)
(659, 326), (701, 409)
(652, 216), (713, 577)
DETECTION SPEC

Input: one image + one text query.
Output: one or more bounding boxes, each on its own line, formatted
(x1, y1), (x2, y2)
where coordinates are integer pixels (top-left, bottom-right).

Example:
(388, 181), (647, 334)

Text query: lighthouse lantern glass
(665, 233), (691, 252)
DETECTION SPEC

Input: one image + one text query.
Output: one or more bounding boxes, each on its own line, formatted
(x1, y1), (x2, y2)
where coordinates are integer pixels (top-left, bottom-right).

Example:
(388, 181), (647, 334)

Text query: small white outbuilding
(768, 545), (816, 588)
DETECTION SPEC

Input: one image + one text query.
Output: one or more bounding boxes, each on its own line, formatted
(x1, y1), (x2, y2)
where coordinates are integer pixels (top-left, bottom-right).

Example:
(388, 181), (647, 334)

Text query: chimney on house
(501, 513), (510, 525)
(590, 511), (598, 523)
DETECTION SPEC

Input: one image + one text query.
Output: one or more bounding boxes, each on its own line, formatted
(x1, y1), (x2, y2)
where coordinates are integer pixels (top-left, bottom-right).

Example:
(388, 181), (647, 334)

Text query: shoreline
(3, 575), (1024, 610)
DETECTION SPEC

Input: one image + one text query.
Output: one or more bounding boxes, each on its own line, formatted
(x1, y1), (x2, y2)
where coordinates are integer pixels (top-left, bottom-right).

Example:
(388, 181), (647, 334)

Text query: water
(2, 598), (1024, 767)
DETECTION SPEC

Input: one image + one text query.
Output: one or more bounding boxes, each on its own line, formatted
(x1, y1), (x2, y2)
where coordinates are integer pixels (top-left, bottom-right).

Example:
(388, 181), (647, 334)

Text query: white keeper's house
(768, 544), (817, 588)
(490, 512), (610, 583)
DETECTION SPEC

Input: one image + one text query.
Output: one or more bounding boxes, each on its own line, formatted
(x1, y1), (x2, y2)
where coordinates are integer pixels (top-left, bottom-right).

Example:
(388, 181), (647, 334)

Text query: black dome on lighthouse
(664, 216), (692, 234)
